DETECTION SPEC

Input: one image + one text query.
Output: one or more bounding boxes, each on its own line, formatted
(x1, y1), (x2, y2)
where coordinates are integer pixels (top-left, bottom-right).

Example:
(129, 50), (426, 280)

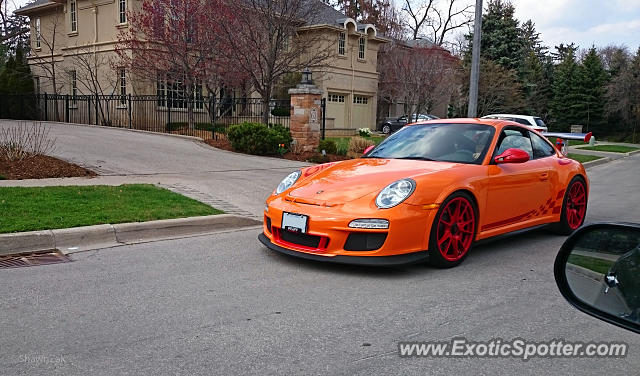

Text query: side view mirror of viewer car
(494, 148), (530, 164)
(554, 223), (640, 334)
(363, 145), (375, 155)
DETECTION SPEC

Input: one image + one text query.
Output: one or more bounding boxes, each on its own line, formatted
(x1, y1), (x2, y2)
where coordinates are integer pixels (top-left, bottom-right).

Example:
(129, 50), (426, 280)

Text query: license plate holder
(282, 212), (308, 234)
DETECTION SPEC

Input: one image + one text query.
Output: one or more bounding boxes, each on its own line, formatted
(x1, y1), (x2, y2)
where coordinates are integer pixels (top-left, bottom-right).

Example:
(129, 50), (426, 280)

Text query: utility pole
(467, 0), (483, 118)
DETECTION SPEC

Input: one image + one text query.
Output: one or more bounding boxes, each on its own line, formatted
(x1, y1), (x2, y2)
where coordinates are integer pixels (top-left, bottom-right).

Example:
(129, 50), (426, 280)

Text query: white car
(481, 114), (548, 132)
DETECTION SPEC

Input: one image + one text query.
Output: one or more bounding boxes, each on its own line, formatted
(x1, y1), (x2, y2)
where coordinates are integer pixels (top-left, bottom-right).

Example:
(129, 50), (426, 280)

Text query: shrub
(0, 174), (5, 180)
(227, 122), (292, 155)
(0, 121), (56, 161)
(358, 128), (372, 137)
(271, 107), (290, 117)
(348, 136), (375, 154)
(308, 154), (330, 163)
(317, 139), (337, 155)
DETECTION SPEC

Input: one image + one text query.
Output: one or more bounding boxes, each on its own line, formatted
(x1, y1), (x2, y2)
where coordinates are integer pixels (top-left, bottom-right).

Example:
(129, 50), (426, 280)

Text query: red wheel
(429, 192), (477, 268)
(552, 176), (588, 235)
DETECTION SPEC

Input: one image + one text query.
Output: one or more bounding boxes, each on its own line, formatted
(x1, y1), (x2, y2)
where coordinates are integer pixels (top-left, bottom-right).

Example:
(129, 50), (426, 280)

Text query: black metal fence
(0, 94), (291, 138)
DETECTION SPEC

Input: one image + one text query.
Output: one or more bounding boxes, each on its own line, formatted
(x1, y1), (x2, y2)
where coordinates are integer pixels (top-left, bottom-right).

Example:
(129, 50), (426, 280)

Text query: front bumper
(261, 195), (437, 264)
(259, 233), (429, 266)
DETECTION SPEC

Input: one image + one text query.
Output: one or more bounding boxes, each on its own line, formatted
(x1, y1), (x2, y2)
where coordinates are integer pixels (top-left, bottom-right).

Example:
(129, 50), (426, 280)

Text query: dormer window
(358, 36), (365, 60)
(338, 32), (345, 56)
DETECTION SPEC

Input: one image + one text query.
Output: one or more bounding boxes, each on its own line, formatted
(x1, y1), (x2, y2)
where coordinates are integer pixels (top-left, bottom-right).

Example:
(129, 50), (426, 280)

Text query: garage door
(326, 93), (347, 128)
(352, 95), (372, 129)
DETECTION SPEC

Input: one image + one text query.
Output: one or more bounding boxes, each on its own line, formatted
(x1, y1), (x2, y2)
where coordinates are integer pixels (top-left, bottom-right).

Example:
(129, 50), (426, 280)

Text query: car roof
(481, 114), (535, 119)
(409, 117), (514, 129)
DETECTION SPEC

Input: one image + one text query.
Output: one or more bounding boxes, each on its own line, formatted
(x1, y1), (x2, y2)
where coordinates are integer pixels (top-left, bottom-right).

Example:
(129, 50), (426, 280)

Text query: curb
(582, 156), (612, 169)
(0, 214), (261, 256)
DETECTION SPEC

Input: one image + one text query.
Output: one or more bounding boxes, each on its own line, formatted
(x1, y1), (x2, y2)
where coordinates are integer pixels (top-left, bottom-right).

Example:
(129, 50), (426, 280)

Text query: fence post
(128, 94), (132, 129)
(65, 95), (70, 123)
(95, 93), (99, 125)
(321, 98), (326, 140)
(44, 93), (48, 121)
(87, 95), (91, 124)
(211, 96), (216, 139)
(167, 102), (171, 129)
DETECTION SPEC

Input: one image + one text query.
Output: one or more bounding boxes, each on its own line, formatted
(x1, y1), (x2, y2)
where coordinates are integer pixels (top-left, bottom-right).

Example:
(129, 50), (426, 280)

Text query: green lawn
(568, 254), (613, 275)
(0, 184), (222, 233)
(576, 145), (639, 153)
(568, 153), (603, 163)
(327, 136), (385, 155)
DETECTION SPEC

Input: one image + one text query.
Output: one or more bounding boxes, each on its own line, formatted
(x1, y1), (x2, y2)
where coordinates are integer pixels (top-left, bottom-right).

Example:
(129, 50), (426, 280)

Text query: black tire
(550, 176), (588, 235)
(428, 191), (478, 268)
(382, 124), (391, 134)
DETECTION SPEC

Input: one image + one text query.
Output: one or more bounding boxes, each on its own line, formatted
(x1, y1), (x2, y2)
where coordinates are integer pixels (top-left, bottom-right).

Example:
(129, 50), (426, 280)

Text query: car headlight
(375, 179), (416, 208)
(275, 170), (301, 195)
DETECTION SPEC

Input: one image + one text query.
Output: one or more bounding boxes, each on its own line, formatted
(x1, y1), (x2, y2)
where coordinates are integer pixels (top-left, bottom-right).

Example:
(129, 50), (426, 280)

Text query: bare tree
(221, 0), (334, 125)
(402, 0), (473, 45)
(28, 11), (64, 119)
(379, 42), (458, 117)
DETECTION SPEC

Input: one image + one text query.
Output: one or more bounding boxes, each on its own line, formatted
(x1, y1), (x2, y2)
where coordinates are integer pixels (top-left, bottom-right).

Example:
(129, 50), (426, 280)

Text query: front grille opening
(265, 216), (272, 234)
(0, 250), (72, 269)
(280, 229), (322, 248)
(344, 232), (388, 251)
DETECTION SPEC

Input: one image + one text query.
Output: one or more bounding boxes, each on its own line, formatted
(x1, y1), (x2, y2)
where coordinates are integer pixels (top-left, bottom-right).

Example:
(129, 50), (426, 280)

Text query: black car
(378, 114), (439, 134)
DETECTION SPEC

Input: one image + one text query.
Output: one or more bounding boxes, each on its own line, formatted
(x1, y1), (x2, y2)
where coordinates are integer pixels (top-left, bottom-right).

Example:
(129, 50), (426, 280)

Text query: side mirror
(363, 145), (375, 155)
(494, 148), (530, 164)
(554, 223), (640, 334)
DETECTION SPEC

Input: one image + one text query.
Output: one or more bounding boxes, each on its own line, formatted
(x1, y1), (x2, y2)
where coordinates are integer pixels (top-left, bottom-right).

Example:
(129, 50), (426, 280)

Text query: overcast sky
(7, 0), (640, 52)
(509, 0), (640, 51)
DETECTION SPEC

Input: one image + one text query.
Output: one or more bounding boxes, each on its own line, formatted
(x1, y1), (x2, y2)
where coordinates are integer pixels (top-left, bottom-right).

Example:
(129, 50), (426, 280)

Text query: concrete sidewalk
(0, 120), (310, 217)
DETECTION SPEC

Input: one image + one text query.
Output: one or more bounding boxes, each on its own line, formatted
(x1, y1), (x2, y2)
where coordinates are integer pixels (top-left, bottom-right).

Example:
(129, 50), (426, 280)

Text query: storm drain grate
(0, 250), (72, 269)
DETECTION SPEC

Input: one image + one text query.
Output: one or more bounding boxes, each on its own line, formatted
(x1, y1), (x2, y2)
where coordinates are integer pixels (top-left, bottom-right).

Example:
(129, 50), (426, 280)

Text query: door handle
(539, 172), (549, 181)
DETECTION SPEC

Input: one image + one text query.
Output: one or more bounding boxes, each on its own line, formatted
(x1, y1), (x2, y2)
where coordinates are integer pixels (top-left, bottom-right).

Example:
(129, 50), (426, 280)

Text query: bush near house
(270, 107), (290, 117)
(317, 139), (338, 155)
(227, 122), (292, 156)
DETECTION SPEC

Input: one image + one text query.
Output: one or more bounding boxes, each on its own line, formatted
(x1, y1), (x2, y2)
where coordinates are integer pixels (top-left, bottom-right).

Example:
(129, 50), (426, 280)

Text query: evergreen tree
(550, 44), (582, 131)
(0, 46), (36, 119)
(578, 47), (608, 133)
(466, 0), (525, 72)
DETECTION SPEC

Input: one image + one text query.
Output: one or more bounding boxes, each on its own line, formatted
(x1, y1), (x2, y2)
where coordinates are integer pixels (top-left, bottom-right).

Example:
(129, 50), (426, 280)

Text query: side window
(530, 131), (556, 158)
(398, 116), (407, 123)
(514, 118), (532, 126)
(495, 129), (533, 159)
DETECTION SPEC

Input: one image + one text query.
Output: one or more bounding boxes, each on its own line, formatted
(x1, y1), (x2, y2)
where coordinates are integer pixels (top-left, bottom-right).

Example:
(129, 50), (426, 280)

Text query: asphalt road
(2, 126), (640, 374)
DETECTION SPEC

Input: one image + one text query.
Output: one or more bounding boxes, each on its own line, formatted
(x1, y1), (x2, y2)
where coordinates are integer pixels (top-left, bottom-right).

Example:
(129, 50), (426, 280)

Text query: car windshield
(366, 123), (495, 164)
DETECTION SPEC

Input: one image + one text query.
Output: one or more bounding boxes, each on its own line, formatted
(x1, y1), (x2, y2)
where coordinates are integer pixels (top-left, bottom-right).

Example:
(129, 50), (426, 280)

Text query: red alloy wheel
(436, 197), (476, 262)
(566, 180), (587, 230)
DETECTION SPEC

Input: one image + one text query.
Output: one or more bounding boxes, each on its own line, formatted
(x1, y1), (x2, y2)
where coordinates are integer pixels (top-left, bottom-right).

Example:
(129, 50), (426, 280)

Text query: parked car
(481, 114), (548, 132)
(378, 114), (439, 134)
(260, 119), (589, 268)
(555, 222), (640, 333)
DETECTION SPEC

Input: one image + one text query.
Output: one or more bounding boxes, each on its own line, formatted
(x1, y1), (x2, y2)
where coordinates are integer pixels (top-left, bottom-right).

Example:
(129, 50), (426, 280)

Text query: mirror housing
(494, 148), (530, 164)
(363, 145), (375, 155)
(554, 222), (640, 334)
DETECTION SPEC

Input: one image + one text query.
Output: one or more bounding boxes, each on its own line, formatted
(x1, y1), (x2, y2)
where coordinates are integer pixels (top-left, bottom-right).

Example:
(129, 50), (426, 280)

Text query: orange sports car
(259, 119), (589, 268)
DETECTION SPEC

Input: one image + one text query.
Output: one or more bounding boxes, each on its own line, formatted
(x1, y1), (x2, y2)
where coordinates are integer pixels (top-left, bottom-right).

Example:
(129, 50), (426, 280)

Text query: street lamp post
(467, 0), (483, 118)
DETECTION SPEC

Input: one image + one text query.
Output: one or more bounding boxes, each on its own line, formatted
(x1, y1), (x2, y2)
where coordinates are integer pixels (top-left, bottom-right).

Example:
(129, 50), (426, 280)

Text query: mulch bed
(0, 155), (97, 180)
(203, 137), (352, 163)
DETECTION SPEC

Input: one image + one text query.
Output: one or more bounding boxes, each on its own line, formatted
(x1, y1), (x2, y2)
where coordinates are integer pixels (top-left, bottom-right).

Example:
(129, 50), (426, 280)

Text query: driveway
(0, 120), (309, 217)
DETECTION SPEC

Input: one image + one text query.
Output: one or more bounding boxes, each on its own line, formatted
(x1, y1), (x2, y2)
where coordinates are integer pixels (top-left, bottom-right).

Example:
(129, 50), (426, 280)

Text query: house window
(358, 37), (365, 60)
(35, 18), (41, 48)
(353, 95), (368, 105)
(70, 70), (77, 104)
(119, 0), (127, 24)
(70, 0), (77, 32)
(328, 93), (345, 103)
(119, 69), (127, 105)
(156, 76), (203, 109)
(338, 32), (345, 56)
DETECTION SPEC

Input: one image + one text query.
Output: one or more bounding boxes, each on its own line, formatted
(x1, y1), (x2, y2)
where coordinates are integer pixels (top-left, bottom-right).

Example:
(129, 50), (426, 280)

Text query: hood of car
(287, 158), (460, 205)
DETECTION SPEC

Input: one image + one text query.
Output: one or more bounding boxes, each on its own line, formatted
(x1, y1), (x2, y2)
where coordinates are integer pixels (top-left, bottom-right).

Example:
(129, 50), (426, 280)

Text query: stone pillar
(288, 84), (323, 153)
